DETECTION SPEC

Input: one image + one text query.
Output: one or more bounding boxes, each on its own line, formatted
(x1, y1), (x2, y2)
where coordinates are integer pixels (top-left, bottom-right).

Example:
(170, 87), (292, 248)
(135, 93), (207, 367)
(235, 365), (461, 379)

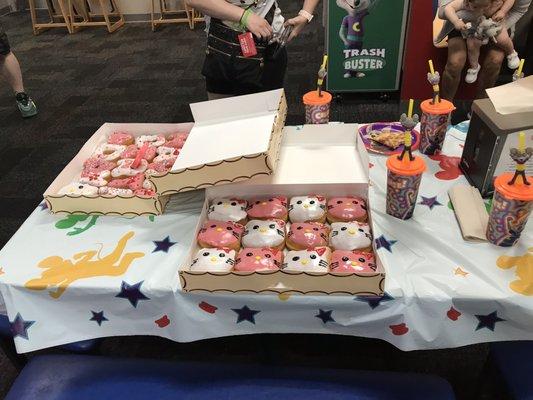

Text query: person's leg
(475, 45), (504, 99)
(495, 27), (520, 69)
(465, 37), (482, 83)
(441, 35), (468, 101)
(1, 52), (25, 93)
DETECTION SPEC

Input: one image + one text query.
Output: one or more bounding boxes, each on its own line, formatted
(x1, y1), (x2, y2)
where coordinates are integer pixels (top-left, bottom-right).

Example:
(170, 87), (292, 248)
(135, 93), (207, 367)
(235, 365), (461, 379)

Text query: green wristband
(240, 8), (253, 30)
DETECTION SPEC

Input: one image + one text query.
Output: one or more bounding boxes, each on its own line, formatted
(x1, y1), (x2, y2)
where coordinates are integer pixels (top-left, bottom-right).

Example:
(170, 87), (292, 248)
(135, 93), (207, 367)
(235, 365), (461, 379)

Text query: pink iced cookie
(134, 188), (156, 198)
(79, 170), (110, 187)
(135, 134), (166, 148)
(235, 248), (282, 272)
(330, 251), (376, 273)
(145, 157), (177, 176)
(286, 222), (329, 250)
(121, 145), (157, 162)
(166, 132), (189, 149)
(108, 173), (145, 190)
(108, 132), (134, 146)
(111, 158), (148, 178)
(327, 197), (368, 223)
(197, 220), (244, 251)
(247, 197), (288, 221)
(83, 157), (116, 174)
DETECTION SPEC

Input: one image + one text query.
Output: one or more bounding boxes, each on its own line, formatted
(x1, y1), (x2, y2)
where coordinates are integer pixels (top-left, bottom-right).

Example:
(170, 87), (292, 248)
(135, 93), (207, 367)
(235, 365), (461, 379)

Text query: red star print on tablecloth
(428, 154), (463, 180)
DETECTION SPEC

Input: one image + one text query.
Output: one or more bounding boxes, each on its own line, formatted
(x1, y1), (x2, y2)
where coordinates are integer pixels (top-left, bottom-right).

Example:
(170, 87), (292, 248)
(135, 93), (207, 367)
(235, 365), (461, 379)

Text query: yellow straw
(407, 99), (414, 118)
(518, 131), (526, 153)
(321, 55), (329, 70)
(428, 59), (435, 75)
(517, 59), (525, 77)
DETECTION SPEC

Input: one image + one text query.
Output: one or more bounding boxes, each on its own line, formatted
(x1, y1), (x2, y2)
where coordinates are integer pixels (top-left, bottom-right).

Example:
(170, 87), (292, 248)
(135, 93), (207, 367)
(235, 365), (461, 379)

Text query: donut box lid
(148, 89), (287, 196)
(43, 122), (194, 216)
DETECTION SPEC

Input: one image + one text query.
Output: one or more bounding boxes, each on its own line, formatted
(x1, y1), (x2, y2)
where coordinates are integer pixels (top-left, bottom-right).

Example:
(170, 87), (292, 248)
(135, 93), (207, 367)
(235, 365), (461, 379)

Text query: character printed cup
(386, 155), (426, 220)
(419, 99), (455, 155)
(303, 91), (332, 125)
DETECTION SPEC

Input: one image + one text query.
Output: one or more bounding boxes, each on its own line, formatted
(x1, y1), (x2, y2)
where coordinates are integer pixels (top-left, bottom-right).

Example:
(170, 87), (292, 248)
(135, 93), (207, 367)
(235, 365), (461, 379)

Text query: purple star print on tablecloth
(419, 196), (443, 210)
(355, 292), (394, 309)
(116, 281), (150, 308)
(152, 236), (176, 253)
(90, 311), (108, 326)
(375, 235), (397, 253)
(475, 311), (505, 332)
(10, 313), (35, 340)
(315, 309), (335, 324)
(232, 305), (260, 324)
(39, 202), (48, 211)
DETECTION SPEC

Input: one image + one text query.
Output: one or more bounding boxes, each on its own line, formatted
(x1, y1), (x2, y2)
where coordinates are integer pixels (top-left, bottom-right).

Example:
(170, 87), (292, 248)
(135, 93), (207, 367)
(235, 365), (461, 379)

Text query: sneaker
(15, 92), (38, 118)
(355, 72), (366, 78)
(465, 65), (481, 84)
(343, 72), (351, 78)
(507, 51), (520, 70)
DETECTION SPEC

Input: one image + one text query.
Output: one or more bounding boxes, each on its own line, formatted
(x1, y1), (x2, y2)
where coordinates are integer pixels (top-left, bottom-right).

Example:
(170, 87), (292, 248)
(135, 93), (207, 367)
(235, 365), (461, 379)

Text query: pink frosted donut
(197, 220), (244, 251)
(327, 197), (368, 223)
(235, 248), (282, 271)
(166, 132), (189, 149)
(111, 158), (148, 178)
(108, 132), (134, 146)
(286, 222), (329, 250)
(330, 251), (376, 273)
(121, 145), (157, 162)
(247, 197), (288, 221)
(83, 158), (116, 175)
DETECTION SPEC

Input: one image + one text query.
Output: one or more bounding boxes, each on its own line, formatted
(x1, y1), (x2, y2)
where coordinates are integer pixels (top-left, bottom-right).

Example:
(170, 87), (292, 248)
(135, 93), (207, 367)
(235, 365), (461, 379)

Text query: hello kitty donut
(247, 197), (288, 221)
(282, 247), (331, 272)
(330, 251), (376, 273)
(135, 134), (166, 148)
(79, 170), (111, 187)
(98, 187), (134, 197)
(288, 195), (326, 223)
(94, 144), (126, 162)
(242, 219), (286, 250)
(329, 222), (372, 251)
(166, 132), (188, 149)
(121, 145), (157, 162)
(327, 197), (368, 223)
(286, 222), (329, 250)
(107, 132), (134, 146)
(111, 158), (148, 178)
(58, 182), (99, 197)
(190, 248), (236, 272)
(83, 158), (116, 175)
(197, 220), (244, 251)
(235, 248), (282, 272)
(208, 198), (248, 224)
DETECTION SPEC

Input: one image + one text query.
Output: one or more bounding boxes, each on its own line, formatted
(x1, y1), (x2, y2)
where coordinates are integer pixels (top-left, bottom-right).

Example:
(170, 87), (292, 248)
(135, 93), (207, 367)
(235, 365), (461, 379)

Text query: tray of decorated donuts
(44, 122), (193, 216)
(179, 124), (385, 296)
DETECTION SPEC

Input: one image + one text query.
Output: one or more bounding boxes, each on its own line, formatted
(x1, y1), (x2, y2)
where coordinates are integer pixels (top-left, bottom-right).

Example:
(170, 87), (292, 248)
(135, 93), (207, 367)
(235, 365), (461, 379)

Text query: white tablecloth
(1, 122), (532, 353)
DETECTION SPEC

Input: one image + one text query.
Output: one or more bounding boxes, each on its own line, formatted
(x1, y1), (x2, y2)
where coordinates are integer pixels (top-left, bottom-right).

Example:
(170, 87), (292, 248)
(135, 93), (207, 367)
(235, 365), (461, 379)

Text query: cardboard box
(179, 124), (386, 296)
(460, 99), (533, 197)
(44, 123), (193, 216)
(149, 89), (287, 196)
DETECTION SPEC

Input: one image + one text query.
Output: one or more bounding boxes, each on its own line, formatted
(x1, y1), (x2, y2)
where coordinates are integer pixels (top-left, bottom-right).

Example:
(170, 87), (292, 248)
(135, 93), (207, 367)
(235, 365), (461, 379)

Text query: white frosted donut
(135, 135), (166, 148)
(111, 158), (148, 178)
(79, 170), (111, 187)
(190, 248), (236, 272)
(329, 222), (372, 251)
(208, 198), (248, 223)
(288, 195), (327, 222)
(98, 187), (134, 197)
(242, 219), (286, 249)
(94, 144), (126, 162)
(58, 182), (99, 197)
(282, 247), (331, 272)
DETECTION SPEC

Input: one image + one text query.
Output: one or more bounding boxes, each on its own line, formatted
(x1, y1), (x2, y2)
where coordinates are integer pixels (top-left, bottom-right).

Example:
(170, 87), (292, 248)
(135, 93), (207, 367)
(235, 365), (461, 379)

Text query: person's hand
(284, 15), (309, 42)
(245, 12), (272, 40)
(492, 10), (506, 22)
(454, 19), (468, 31)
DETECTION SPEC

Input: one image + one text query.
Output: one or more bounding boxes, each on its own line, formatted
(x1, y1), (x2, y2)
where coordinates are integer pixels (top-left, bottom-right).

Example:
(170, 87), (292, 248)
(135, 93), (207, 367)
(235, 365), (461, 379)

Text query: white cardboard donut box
(178, 124), (386, 296)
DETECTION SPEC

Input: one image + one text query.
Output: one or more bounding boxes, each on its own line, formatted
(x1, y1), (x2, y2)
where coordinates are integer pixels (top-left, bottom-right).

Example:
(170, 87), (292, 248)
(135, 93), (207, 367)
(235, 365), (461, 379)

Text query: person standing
(185, 0), (321, 99)
(0, 23), (37, 118)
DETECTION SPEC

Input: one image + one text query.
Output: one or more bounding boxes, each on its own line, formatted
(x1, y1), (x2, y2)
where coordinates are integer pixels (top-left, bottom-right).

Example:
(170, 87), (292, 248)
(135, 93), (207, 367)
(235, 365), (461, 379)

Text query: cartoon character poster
(327, 0), (409, 92)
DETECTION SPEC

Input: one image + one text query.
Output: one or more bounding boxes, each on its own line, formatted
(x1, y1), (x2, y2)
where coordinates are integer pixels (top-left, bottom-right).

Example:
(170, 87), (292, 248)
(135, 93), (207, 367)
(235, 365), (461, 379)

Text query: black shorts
(0, 24), (11, 56)
(202, 21), (288, 96)
(447, 28), (462, 40)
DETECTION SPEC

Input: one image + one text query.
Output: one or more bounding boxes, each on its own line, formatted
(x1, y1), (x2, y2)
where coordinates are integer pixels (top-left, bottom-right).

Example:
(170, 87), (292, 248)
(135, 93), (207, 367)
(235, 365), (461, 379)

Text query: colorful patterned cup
(386, 155), (426, 220)
(419, 99), (455, 155)
(303, 90), (332, 124)
(486, 173), (533, 247)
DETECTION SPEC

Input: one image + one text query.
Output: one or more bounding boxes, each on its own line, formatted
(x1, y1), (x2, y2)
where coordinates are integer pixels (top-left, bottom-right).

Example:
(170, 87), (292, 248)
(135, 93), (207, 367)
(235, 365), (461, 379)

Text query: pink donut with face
(197, 220), (244, 250)
(234, 248), (282, 271)
(286, 222), (329, 250)
(330, 251), (376, 273)
(247, 197), (288, 220)
(108, 132), (134, 146)
(327, 197), (368, 222)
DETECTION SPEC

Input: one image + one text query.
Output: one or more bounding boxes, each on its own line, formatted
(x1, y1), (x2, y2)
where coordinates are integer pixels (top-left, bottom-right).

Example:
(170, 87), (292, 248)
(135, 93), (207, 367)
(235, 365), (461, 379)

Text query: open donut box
(43, 89), (287, 216)
(178, 124), (386, 296)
